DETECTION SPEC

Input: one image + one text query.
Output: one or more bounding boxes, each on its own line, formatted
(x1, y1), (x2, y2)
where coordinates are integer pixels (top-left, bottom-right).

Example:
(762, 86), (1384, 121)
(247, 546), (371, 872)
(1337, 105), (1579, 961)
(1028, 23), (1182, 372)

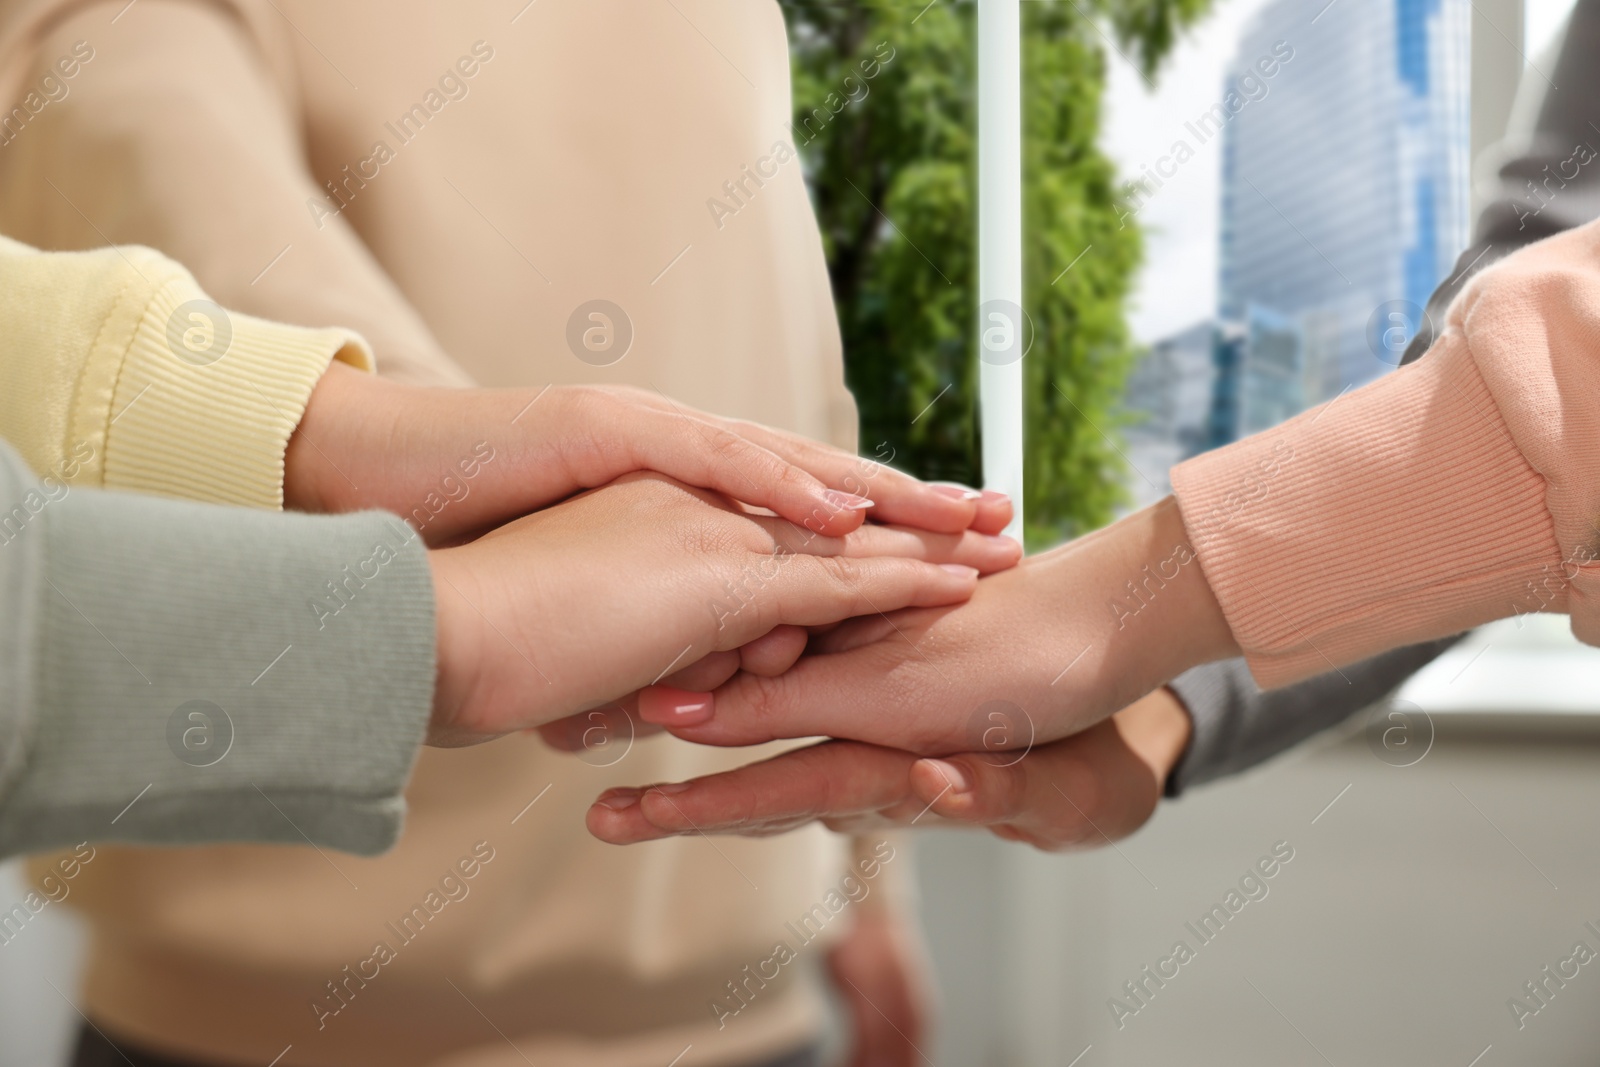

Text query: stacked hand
(587, 688), (1192, 851)
(286, 362), (1010, 542)
(276, 364), (1014, 1067)
(425, 473), (1016, 745)
(281, 363), (1021, 745)
(575, 499), (1241, 849)
(283, 364), (1240, 854)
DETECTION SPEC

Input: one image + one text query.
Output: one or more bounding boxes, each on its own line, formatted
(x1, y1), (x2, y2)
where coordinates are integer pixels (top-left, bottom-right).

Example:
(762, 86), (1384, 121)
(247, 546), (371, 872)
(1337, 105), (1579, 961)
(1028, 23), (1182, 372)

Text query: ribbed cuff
(1171, 337), (1561, 689)
(96, 268), (372, 509)
(0, 476), (433, 859)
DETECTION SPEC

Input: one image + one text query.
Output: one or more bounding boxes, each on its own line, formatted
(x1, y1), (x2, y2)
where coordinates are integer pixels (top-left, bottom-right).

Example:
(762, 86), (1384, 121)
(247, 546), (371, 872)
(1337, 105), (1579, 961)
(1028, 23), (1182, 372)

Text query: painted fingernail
(595, 789), (641, 811)
(923, 759), (972, 795)
(931, 483), (983, 501)
(638, 686), (715, 725)
(647, 781), (692, 796)
(979, 489), (1010, 505)
(821, 489), (875, 512)
(939, 564), (980, 578)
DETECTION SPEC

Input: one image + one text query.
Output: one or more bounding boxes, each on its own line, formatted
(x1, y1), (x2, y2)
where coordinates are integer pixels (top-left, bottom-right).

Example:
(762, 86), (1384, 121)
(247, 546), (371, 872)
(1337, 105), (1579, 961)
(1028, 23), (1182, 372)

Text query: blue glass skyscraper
(1212, 0), (1469, 440)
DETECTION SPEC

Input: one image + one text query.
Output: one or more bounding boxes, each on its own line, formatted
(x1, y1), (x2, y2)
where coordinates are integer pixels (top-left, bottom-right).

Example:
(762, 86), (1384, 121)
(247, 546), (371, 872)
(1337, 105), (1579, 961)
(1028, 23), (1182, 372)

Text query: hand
(827, 900), (934, 1067)
(286, 362), (1011, 543)
(534, 623), (814, 755)
(424, 474), (1020, 746)
(586, 687), (1193, 851)
(641, 497), (1237, 757)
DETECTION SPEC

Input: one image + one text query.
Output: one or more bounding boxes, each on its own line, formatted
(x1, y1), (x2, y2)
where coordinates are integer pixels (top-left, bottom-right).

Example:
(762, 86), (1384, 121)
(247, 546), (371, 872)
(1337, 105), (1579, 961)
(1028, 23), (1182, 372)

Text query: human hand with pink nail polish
(586, 688), (1191, 851)
(425, 473), (1020, 747)
(619, 498), (1236, 758)
(578, 497), (1234, 843)
(289, 364), (1013, 545)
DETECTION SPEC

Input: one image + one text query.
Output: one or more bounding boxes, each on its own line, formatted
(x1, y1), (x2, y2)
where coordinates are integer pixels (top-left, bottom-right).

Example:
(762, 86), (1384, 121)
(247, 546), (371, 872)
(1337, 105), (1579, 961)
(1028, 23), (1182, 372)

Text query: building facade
(1123, 319), (1219, 510)
(1213, 0), (1470, 440)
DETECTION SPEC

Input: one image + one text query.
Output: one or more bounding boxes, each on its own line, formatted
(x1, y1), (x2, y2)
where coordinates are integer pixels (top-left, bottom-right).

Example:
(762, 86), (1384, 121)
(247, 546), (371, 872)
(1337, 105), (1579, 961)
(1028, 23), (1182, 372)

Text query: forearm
(0, 442), (435, 858)
(1034, 495), (1240, 724)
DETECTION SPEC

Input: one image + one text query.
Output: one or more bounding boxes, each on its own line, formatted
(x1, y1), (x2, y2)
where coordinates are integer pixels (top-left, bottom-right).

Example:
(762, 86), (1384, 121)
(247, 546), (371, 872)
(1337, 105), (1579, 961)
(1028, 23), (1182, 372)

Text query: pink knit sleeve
(1171, 218), (1600, 688)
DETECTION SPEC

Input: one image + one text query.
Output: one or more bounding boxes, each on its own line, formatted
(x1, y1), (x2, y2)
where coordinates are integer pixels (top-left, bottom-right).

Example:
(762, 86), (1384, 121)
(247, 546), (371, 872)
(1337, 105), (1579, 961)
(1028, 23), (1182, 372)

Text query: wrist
(426, 546), (478, 746)
(1034, 496), (1239, 736)
(1113, 686), (1193, 791)
(284, 361), (394, 514)
(1144, 495), (1239, 675)
(1099, 496), (1238, 693)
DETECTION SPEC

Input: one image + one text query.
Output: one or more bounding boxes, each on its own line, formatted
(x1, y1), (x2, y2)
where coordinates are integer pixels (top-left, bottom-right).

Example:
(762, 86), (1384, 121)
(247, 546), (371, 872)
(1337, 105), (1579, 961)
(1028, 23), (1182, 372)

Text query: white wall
(915, 635), (1600, 1064)
(0, 859), (86, 1067)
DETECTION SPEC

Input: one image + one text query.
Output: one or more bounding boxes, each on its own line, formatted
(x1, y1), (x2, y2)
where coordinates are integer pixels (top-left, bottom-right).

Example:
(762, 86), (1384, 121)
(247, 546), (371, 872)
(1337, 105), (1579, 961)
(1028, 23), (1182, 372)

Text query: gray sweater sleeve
(0, 441), (435, 858)
(1164, 0), (1600, 796)
(1164, 637), (1461, 795)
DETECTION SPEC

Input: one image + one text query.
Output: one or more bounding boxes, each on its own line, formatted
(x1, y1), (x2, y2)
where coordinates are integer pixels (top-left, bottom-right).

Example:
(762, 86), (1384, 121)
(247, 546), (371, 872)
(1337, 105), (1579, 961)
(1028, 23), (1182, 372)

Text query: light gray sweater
(0, 439), (434, 858)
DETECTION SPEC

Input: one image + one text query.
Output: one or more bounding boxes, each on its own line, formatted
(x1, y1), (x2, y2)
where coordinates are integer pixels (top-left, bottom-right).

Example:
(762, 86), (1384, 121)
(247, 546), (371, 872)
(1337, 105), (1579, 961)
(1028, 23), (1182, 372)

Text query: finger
(909, 718), (1151, 850)
(833, 522), (1021, 575)
(968, 489), (1014, 536)
(743, 514), (1018, 574)
(611, 630), (812, 739)
(598, 402), (876, 538)
(765, 553), (979, 624)
(706, 555), (976, 652)
(739, 625), (808, 676)
(907, 752), (1065, 831)
(636, 686), (715, 730)
(696, 417), (985, 535)
(734, 510), (1019, 591)
(662, 641), (940, 750)
(585, 741), (922, 844)
(604, 387), (986, 536)
(662, 650), (740, 691)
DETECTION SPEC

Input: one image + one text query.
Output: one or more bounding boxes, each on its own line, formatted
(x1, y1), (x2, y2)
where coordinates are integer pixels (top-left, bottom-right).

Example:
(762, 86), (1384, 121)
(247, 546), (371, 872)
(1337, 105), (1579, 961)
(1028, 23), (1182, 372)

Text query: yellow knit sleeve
(0, 236), (370, 509)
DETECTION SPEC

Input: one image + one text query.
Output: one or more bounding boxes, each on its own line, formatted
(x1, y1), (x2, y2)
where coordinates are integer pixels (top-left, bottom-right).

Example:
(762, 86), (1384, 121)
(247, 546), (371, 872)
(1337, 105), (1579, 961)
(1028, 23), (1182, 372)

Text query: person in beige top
(0, 2), (971, 1065)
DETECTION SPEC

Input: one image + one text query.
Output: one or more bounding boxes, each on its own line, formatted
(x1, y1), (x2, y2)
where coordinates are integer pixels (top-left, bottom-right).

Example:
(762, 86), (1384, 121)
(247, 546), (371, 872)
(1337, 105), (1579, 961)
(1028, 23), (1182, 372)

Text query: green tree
(780, 0), (1211, 546)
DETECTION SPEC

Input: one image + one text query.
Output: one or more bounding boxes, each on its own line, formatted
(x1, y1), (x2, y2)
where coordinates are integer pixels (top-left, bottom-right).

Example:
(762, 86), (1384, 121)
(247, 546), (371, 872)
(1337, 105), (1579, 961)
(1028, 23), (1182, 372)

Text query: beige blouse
(0, 2), (879, 1064)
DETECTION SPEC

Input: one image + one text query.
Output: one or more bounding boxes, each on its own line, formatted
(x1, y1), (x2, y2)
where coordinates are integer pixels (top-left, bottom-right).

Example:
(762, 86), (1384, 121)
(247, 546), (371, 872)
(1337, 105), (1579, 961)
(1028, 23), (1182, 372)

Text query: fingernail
(985, 534), (1020, 549)
(638, 686), (715, 725)
(931, 484), (983, 501)
(595, 789), (641, 811)
(979, 489), (1010, 505)
(821, 489), (875, 512)
(923, 759), (972, 795)
(939, 564), (980, 578)
(648, 781), (692, 796)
